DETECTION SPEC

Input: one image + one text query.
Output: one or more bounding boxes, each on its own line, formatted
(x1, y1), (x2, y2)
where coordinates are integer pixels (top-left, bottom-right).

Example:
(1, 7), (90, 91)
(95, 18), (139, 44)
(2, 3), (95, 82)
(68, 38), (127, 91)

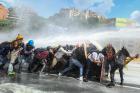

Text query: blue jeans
(61, 58), (83, 77)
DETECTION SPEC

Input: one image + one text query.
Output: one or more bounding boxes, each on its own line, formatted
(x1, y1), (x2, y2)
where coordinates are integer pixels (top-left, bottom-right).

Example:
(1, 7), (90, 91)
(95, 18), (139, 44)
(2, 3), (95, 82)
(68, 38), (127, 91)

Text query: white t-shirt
(88, 52), (104, 62)
(55, 47), (72, 60)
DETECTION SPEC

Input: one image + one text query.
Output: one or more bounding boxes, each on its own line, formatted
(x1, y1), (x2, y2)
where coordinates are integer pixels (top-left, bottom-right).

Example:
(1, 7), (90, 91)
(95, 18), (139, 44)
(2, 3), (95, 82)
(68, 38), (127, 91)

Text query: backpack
(35, 50), (49, 60)
(0, 42), (10, 49)
(0, 42), (11, 55)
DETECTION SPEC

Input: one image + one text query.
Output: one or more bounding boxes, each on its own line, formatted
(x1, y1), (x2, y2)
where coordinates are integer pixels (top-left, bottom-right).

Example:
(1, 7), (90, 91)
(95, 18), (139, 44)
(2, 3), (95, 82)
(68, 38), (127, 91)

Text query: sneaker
(79, 76), (83, 81)
(58, 73), (62, 76)
(8, 71), (16, 77)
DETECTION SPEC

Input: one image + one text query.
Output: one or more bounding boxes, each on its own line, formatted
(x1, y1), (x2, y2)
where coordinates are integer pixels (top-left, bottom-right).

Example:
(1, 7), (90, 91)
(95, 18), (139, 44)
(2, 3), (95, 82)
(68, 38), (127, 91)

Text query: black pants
(110, 63), (124, 83)
(105, 59), (115, 75)
(0, 55), (9, 70)
(85, 59), (101, 79)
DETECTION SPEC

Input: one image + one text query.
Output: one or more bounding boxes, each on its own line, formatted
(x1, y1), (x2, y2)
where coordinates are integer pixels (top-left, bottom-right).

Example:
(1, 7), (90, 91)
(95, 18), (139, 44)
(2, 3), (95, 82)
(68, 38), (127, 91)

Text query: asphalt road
(0, 72), (140, 93)
(114, 61), (140, 87)
(0, 61), (140, 93)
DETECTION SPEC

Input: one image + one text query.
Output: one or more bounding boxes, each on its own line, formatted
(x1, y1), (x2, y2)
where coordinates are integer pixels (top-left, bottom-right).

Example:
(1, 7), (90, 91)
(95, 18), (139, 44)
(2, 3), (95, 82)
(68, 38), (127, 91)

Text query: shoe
(79, 76), (83, 81)
(105, 73), (108, 78)
(83, 78), (88, 82)
(120, 81), (123, 85)
(58, 73), (62, 76)
(120, 79), (124, 85)
(8, 71), (16, 77)
(107, 82), (115, 87)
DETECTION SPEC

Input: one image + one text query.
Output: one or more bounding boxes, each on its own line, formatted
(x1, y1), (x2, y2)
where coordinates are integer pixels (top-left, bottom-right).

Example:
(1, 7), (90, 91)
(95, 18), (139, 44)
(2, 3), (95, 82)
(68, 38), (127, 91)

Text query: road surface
(0, 62), (140, 93)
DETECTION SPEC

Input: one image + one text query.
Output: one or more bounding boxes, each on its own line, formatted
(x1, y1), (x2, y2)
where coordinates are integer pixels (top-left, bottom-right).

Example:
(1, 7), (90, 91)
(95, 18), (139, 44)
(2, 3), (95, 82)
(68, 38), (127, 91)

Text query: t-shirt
(55, 47), (71, 60)
(88, 52), (104, 62)
(102, 47), (116, 61)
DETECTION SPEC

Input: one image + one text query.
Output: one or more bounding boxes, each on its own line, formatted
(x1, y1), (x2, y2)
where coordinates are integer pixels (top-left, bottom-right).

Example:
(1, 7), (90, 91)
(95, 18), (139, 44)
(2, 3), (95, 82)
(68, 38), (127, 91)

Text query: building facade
(0, 4), (9, 20)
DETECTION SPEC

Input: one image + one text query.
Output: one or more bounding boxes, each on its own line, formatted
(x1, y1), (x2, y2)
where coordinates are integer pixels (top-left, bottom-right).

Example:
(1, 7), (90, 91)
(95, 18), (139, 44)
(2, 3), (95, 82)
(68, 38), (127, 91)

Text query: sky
(1, 0), (140, 21)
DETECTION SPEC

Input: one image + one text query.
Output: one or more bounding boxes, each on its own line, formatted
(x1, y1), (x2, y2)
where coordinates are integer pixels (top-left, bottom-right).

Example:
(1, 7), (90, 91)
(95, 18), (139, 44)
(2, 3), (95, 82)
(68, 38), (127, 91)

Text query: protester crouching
(52, 45), (71, 72)
(59, 44), (85, 81)
(8, 40), (23, 75)
(19, 40), (35, 73)
(84, 50), (104, 82)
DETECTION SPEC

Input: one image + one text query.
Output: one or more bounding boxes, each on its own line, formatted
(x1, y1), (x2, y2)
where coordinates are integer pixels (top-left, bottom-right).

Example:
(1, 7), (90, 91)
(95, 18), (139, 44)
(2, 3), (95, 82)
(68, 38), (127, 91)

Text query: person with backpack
(8, 40), (23, 76)
(0, 34), (24, 73)
(30, 48), (49, 74)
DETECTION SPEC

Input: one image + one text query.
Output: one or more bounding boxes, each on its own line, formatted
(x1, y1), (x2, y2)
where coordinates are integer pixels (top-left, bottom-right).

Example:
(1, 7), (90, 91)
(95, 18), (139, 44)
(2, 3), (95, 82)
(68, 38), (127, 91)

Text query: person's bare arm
(60, 47), (72, 55)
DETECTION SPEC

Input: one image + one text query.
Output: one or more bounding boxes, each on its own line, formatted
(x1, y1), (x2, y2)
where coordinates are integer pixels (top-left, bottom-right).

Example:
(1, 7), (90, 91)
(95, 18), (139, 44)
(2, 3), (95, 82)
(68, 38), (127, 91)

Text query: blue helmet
(27, 40), (34, 47)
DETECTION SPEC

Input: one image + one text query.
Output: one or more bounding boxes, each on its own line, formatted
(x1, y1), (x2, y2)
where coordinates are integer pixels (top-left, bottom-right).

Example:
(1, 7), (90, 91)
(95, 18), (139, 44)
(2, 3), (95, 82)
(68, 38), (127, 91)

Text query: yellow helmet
(16, 34), (23, 40)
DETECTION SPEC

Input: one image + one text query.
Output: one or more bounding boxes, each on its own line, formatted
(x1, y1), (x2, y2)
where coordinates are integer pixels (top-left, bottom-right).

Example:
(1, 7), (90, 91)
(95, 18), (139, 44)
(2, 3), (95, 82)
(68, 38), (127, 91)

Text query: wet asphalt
(0, 73), (140, 93)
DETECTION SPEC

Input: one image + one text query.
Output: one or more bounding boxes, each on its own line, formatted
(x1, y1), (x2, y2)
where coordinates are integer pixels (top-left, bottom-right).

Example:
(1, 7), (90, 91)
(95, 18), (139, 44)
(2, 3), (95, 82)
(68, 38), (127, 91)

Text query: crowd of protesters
(0, 34), (138, 87)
